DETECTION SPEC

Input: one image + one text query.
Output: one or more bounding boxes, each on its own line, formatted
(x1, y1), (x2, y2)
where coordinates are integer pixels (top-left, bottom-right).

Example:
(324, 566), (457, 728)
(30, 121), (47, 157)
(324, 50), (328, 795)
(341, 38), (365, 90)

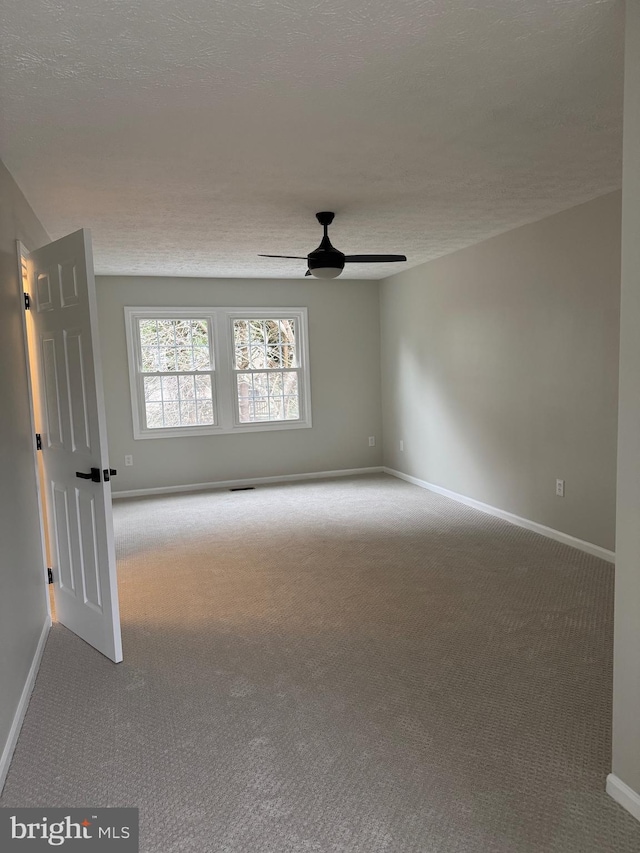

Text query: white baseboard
(0, 617), (51, 794)
(607, 774), (640, 823)
(113, 466), (385, 500)
(383, 468), (615, 563)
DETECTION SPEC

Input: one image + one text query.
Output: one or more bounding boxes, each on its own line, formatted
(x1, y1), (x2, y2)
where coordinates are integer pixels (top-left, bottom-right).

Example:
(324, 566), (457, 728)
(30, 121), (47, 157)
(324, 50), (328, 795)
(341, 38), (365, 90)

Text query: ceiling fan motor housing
(307, 252), (345, 278)
(308, 249), (345, 277)
(308, 220), (345, 277)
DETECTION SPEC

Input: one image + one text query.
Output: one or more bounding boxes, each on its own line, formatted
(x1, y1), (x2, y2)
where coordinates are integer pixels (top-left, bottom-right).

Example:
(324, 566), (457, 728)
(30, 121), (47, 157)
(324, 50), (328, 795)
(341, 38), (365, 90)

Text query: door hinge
(47, 568), (53, 585)
(35, 433), (42, 451)
(24, 292), (31, 310)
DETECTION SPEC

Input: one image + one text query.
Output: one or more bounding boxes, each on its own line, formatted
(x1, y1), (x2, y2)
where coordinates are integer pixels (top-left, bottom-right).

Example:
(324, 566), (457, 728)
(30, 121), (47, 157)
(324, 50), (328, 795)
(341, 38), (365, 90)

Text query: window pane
(282, 371), (298, 396)
(233, 318), (297, 371)
(249, 344), (266, 369)
(145, 402), (163, 428)
(180, 400), (197, 425)
(279, 320), (297, 367)
(269, 396), (284, 420)
(264, 319), (278, 340)
(247, 320), (262, 344)
(252, 398), (269, 421)
(237, 373), (253, 423)
(143, 371), (215, 429)
(235, 344), (249, 369)
(284, 396), (299, 419)
(141, 347), (159, 371)
(192, 320), (208, 345)
(268, 372), (283, 394)
(138, 318), (211, 374)
(162, 400), (181, 427)
(156, 319), (175, 342)
(281, 344), (296, 368)
(179, 375), (195, 399)
(236, 370), (300, 424)
(195, 374), (212, 399)
(144, 376), (162, 402)
(193, 347), (211, 370)
(252, 372), (268, 394)
(197, 400), (214, 425)
(267, 344), (282, 367)
(139, 319), (158, 345)
(174, 320), (192, 346)
(234, 319), (248, 340)
(161, 376), (178, 401)
(176, 348), (194, 371)
(159, 347), (177, 371)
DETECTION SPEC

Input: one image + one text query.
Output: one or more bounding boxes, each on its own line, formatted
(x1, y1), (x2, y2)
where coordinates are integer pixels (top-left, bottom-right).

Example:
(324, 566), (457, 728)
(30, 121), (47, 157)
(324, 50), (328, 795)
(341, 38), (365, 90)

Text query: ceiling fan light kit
(308, 265), (343, 279)
(259, 211), (407, 279)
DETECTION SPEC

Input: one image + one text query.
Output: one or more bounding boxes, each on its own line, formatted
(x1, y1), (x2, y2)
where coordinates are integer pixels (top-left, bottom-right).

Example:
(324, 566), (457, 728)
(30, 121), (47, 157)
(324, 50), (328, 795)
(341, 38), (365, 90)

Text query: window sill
(133, 420), (312, 440)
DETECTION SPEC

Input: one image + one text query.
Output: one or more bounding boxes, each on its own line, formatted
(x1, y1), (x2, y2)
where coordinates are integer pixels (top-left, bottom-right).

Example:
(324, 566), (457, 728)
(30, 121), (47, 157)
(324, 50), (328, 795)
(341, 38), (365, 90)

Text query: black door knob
(76, 468), (101, 483)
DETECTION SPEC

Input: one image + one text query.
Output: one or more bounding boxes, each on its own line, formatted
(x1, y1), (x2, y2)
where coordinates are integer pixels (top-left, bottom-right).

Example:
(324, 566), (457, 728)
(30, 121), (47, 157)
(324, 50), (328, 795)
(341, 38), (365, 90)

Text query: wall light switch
(124, 454), (134, 467)
(400, 440), (404, 452)
(368, 436), (376, 447)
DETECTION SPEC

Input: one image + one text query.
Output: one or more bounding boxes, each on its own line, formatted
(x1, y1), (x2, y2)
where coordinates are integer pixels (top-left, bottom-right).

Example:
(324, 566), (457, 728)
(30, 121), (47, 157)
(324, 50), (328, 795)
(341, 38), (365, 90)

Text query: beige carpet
(2, 473), (640, 852)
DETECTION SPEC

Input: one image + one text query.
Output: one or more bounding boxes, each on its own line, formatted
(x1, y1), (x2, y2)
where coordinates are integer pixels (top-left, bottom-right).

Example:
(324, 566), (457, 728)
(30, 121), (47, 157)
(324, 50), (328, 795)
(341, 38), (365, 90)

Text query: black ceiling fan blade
(344, 254), (407, 263)
(258, 254), (307, 260)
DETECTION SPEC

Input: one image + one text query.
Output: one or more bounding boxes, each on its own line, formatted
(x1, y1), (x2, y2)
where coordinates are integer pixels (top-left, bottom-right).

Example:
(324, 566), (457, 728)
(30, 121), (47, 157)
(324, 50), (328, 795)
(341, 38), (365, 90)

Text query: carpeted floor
(2, 473), (640, 852)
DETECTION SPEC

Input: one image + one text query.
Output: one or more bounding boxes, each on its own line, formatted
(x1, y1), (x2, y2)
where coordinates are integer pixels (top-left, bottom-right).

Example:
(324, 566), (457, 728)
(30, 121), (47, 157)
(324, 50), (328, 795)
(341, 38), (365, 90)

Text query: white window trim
(124, 306), (312, 440)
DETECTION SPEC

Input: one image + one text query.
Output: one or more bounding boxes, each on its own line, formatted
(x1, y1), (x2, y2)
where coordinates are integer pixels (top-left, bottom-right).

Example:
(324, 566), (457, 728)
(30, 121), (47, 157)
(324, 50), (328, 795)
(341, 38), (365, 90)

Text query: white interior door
(27, 229), (122, 663)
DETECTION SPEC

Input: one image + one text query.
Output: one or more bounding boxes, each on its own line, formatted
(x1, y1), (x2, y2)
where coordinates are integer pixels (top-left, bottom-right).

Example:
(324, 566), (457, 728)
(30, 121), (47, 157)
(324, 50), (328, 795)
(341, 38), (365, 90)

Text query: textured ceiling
(0, 0), (624, 279)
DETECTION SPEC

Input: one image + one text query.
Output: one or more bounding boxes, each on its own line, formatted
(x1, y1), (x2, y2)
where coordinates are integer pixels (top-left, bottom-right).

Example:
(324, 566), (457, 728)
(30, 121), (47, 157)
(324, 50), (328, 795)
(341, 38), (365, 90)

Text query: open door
(26, 229), (122, 663)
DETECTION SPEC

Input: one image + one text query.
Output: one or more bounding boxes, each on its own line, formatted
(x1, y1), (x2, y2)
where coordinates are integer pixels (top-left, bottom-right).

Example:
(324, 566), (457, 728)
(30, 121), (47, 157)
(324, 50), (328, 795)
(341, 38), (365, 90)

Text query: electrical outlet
(368, 436), (376, 447)
(399, 440), (404, 452)
(556, 478), (565, 497)
(124, 454), (133, 467)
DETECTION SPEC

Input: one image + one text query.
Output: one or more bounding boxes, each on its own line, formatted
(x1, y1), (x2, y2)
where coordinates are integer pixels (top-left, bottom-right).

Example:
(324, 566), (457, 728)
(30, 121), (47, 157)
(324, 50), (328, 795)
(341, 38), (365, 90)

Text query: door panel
(75, 489), (102, 611)
(65, 329), (91, 453)
(36, 270), (54, 312)
(41, 335), (65, 448)
(60, 260), (80, 307)
(29, 229), (122, 662)
(52, 483), (75, 593)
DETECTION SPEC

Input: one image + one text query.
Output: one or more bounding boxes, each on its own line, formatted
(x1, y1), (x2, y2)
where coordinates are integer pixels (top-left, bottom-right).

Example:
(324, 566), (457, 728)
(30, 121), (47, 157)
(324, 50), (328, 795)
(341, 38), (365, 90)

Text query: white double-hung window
(125, 307), (311, 438)
(232, 317), (302, 424)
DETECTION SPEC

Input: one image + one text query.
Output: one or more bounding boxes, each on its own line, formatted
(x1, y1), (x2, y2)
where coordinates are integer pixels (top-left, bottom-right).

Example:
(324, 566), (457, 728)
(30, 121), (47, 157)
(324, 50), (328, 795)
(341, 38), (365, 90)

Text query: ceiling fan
(259, 211), (407, 279)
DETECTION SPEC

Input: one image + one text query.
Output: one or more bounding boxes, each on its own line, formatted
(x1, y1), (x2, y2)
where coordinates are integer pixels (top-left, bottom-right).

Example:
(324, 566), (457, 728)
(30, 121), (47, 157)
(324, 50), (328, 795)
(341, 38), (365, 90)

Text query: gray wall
(612, 0), (640, 802)
(380, 191), (621, 551)
(96, 276), (383, 492)
(0, 160), (50, 780)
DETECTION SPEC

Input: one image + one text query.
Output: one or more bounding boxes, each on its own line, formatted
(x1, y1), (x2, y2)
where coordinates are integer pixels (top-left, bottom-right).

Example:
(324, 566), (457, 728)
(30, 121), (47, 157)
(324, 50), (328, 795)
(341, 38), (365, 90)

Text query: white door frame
(16, 239), (52, 624)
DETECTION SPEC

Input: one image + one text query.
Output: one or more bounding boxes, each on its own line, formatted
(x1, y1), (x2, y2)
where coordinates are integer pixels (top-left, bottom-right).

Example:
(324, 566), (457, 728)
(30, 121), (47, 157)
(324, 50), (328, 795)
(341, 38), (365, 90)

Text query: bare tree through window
(138, 318), (215, 429)
(233, 319), (301, 423)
